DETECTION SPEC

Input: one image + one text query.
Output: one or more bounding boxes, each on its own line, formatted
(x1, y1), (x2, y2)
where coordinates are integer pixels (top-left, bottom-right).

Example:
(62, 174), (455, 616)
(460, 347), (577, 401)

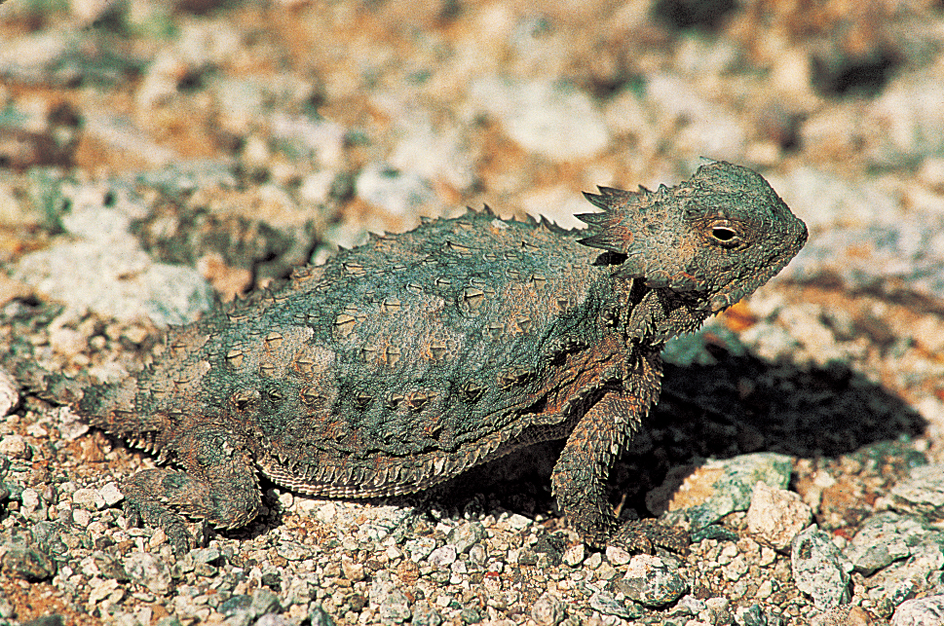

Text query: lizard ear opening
(590, 250), (628, 267)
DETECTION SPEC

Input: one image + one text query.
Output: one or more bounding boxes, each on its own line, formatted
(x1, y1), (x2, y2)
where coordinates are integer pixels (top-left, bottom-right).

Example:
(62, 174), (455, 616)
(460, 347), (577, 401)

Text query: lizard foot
(610, 518), (690, 554)
(123, 495), (198, 555)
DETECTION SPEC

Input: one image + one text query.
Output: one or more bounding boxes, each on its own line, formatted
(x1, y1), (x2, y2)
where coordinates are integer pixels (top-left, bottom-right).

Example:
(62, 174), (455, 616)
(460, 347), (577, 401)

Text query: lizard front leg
(551, 392), (641, 546)
(551, 385), (687, 552)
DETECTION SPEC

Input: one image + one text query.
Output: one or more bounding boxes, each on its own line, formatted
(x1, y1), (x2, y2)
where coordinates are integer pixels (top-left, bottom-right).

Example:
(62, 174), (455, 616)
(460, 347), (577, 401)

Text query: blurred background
(2, 0), (942, 271)
(3, 3), (944, 625)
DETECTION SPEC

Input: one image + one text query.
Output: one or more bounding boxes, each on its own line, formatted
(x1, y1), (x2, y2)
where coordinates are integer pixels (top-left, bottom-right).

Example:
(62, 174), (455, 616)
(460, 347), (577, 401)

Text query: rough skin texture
(62, 161), (807, 552)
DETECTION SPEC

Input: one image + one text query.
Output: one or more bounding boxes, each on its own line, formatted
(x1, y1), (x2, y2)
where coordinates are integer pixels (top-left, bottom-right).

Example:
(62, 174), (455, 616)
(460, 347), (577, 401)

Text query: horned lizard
(22, 161), (807, 553)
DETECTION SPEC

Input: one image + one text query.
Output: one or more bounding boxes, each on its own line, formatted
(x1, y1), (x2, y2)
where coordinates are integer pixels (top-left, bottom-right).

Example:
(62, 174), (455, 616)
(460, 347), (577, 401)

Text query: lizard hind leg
(121, 426), (262, 554)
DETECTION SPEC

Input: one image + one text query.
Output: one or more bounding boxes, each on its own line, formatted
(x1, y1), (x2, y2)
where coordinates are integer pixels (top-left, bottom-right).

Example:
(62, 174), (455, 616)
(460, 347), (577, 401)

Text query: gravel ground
(2, 1), (944, 625)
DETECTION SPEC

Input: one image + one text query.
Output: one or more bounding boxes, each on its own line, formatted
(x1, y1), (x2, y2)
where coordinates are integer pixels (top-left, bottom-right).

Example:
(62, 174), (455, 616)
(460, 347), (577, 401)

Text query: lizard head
(577, 160), (807, 313)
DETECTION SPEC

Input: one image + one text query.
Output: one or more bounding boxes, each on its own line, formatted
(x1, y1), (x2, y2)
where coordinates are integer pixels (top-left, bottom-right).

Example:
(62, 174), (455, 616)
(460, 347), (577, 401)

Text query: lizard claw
(123, 497), (197, 555)
(611, 518), (690, 555)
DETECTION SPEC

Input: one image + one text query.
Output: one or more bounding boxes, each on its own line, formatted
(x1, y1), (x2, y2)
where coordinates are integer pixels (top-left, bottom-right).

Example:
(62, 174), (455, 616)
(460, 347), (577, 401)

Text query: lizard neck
(622, 281), (712, 347)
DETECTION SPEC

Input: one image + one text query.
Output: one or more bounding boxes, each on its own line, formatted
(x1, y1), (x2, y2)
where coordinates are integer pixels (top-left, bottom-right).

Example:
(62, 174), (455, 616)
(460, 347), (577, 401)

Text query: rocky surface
(2, 1), (944, 625)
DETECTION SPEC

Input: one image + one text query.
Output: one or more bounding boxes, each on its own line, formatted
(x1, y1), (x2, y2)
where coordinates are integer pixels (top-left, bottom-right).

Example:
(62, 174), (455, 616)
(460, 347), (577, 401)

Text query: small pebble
(747, 481), (813, 551)
(275, 541), (307, 561)
(791, 525), (852, 609)
(589, 591), (640, 620)
(505, 514), (532, 531)
(427, 545), (457, 569)
(615, 555), (688, 607)
(251, 588), (281, 615)
(191, 548), (220, 564)
(20, 488), (40, 512)
(890, 463), (944, 519)
(530, 593), (566, 626)
(0, 539), (56, 581)
(71, 508), (91, 527)
(0, 435), (29, 459)
(562, 543), (585, 567)
(124, 552), (172, 596)
(447, 521), (485, 554)
(891, 594), (944, 626)
(341, 559), (365, 582)
(71, 488), (106, 511)
(58, 416), (90, 441)
(0, 369), (19, 418)
(605, 545), (632, 565)
(100, 482), (124, 507)
(49, 326), (87, 356)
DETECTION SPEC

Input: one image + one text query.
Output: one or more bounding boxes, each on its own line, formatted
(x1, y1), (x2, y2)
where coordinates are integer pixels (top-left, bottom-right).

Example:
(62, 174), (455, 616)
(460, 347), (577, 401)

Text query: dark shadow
(413, 342), (928, 528)
(657, 348), (926, 459)
(651, 0), (739, 30)
(617, 347), (927, 517)
(810, 49), (899, 98)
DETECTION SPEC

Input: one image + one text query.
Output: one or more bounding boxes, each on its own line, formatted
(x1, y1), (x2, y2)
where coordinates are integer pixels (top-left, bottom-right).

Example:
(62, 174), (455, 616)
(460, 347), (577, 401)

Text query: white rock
(747, 481), (813, 551)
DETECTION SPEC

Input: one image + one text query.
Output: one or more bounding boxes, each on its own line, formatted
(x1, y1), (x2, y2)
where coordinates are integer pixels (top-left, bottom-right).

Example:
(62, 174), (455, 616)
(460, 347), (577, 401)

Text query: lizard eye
(709, 224), (742, 247)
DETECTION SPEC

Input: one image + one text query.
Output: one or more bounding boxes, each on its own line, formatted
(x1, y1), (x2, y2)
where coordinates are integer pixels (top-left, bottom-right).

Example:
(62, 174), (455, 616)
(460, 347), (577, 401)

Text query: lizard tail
(9, 353), (88, 407)
(6, 341), (130, 433)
